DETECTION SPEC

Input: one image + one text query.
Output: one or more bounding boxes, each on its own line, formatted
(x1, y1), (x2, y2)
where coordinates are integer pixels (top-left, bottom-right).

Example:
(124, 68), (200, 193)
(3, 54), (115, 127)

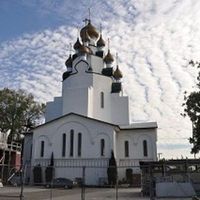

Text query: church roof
(33, 112), (120, 130)
(33, 112), (157, 131)
(120, 122), (157, 130)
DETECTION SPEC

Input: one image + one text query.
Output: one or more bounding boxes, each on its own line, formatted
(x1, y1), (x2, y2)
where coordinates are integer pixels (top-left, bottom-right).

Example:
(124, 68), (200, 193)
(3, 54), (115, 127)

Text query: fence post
(81, 166), (86, 200)
(115, 166), (118, 200)
(19, 165), (24, 200)
(1, 149), (5, 183)
(149, 165), (155, 200)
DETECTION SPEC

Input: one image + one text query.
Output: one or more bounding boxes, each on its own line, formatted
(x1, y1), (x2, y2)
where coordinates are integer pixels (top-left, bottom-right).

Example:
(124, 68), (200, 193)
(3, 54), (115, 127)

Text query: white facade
(25, 20), (158, 185)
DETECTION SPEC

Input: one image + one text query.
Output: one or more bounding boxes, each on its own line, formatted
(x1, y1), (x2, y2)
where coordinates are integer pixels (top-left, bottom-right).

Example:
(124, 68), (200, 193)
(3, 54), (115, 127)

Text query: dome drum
(95, 51), (104, 58)
(102, 67), (113, 77)
(111, 82), (122, 93)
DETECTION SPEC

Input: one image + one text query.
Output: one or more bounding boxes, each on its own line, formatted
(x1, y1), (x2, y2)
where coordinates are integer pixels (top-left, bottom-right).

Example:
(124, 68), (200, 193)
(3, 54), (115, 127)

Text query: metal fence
(1, 163), (200, 200)
(0, 163), (144, 200)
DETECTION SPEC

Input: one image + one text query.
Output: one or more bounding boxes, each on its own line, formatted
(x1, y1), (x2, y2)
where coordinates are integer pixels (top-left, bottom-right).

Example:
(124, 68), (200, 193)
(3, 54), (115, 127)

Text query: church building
(23, 19), (157, 185)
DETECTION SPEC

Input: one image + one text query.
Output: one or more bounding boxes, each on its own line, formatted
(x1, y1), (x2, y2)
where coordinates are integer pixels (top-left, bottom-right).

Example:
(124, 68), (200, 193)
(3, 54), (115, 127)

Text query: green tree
(0, 88), (45, 143)
(182, 60), (200, 154)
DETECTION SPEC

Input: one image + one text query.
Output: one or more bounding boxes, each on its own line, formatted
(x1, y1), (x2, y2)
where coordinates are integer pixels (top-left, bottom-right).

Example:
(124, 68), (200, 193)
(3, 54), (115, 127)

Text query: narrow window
(40, 141), (44, 157)
(62, 133), (66, 157)
(143, 140), (148, 157)
(125, 141), (129, 157)
(70, 130), (74, 157)
(100, 92), (104, 108)
(100, 139), (105, 156)
(78, 133), (82, 157)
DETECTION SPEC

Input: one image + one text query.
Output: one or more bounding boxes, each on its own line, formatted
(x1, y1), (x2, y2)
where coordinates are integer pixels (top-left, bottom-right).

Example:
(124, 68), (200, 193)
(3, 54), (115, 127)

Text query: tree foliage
(0, 88), (45, 142)
(182, 60), (200, 154)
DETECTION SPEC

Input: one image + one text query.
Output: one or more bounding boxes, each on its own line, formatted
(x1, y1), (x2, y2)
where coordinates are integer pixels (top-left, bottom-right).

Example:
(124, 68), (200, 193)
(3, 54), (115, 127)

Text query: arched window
(70, 130), (74, 157)
(143, 140), (148, 157)
(78, 133), (82, 157)
(40, 141), (44, 157)
(100, 92), (104, 108)
(100, 139), (105, 156)
(62, 133), (66, 157)
(125, 141), (129, 157)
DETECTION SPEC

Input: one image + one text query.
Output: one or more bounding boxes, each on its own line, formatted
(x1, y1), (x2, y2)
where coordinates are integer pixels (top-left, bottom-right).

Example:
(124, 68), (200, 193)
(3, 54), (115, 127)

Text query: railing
(0, 142), (21, 152)
(34, 158), (154, 168)
(7, 142), (21, 152)
(119, 158), (154, 167)
(34, 158), (109, 167)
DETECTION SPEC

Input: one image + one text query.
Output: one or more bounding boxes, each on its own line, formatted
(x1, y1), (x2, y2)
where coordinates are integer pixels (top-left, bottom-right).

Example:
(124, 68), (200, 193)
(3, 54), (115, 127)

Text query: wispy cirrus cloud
(1, 0), (200, 158)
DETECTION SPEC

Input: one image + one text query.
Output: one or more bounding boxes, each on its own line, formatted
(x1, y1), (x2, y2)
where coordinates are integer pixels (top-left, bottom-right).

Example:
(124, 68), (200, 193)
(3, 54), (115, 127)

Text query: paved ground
(0, 186), (194, 200)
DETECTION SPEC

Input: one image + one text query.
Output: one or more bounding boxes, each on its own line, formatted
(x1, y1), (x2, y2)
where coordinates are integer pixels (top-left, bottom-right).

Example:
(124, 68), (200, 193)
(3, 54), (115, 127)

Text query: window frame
(78, 133), (82, 157)
(100, 92), (104, 108)
(100, 139), (105, 156)
(70, 130), (74, 157)
(62, 133), (66, 157)
(124, 140), (129, 157)
(143, 140), (148, 157)
(40, 141), (44, 157)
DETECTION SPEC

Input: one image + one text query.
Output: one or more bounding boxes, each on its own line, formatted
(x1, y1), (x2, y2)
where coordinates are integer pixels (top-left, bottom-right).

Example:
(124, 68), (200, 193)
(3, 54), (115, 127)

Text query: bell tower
(45, 19), (130, 125)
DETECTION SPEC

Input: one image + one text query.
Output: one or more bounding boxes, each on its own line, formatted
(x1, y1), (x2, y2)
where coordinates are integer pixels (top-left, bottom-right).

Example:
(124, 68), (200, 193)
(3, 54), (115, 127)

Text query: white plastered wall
(31, 114), (117, 185)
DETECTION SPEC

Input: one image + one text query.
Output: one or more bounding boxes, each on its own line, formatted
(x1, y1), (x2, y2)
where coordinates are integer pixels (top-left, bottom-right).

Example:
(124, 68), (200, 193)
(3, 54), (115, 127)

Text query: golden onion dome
(81, 30), (90, 43)
(97, 34), (105, 47)
(79, 45), (92, 55)
(104, 50), (114, 63)
(80, 20), (99, 41)
(113, 65), (123, 80)
(73, 38), (82, 50)
(65, 54), (73, 68)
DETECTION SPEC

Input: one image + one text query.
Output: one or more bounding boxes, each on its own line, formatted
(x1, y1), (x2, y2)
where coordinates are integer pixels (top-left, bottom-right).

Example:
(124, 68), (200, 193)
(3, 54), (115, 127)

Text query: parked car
(45, 178), (74, 189)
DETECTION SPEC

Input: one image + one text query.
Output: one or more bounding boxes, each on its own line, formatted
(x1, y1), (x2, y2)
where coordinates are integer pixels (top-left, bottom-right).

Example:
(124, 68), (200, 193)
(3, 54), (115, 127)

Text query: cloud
(1, 0), (200, 158)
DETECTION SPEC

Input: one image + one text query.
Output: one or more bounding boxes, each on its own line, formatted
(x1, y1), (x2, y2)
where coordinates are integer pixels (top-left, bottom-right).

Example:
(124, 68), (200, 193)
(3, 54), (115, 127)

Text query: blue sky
(1, 0), (200, 158)
(0, 1), (68, 42)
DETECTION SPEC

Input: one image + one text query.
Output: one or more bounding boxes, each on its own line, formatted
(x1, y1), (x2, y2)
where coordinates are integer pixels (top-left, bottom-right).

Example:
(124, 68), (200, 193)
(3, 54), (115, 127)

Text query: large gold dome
(80, 20), (99, 41)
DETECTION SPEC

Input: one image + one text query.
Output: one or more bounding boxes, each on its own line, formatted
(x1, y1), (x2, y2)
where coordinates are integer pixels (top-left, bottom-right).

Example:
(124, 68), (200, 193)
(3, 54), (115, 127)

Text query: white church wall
(117, 129), (157, 161)
(32, 114), (117, 162)
(88, 55), (104, 74)
(31, 114), (118, 185)
(92, 75), (113, 122)
(116, 128), (157, 181)
(62, 60), (93, 116)
(62, 87), (90, 116)
(45, 97), (62, 122)
(111, 93), (130, 125)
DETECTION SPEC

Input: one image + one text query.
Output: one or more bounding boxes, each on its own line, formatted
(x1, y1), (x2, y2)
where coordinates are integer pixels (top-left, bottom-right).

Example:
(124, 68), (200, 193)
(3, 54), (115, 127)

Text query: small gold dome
(65, 54), (73, 68)
(80, 20), (99, 41)
(73, 38), (82, 50)
(97, 34), (105, 47)
(104, 50), (114, 63)
(79, 45), (92, 55)
(113, 65), (123, 80)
